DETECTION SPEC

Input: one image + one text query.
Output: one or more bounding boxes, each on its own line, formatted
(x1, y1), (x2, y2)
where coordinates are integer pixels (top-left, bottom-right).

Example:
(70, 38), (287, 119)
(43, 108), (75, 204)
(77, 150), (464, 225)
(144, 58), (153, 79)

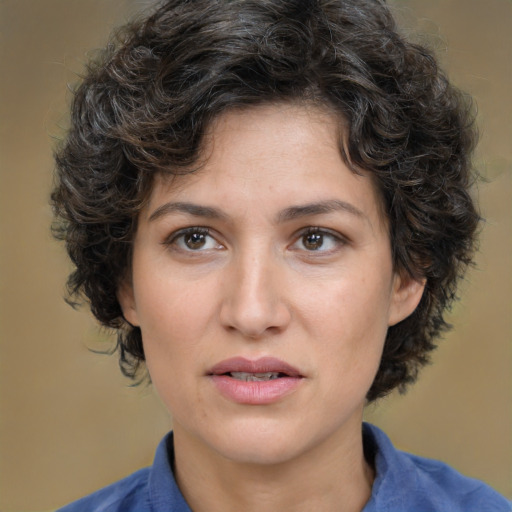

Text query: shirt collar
(148, 432), (192, 512)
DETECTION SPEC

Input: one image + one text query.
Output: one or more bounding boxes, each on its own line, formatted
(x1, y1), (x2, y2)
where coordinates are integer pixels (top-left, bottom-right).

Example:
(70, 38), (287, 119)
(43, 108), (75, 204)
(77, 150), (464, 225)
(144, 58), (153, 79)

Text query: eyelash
(292, 227), (347, 253)
(164, 227), (220, 252)
(163, 226), (348, 254)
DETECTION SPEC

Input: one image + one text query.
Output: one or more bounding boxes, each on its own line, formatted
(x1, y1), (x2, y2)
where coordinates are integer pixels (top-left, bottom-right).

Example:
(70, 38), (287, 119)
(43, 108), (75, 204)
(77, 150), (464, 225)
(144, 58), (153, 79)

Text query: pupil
(304, 232), (323, 250)
(186, 232), (206, 249)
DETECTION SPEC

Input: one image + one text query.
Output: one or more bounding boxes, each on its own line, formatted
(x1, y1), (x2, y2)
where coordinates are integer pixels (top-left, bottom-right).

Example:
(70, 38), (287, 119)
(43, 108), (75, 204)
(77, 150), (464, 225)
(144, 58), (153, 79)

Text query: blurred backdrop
(0, 0), (510, 510)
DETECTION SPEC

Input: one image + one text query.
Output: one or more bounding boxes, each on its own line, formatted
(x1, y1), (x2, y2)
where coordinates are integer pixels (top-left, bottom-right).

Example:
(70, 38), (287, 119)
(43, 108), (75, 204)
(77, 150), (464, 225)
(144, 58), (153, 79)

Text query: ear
(388, 272), (426, 326)
(117, 279), (140, 327)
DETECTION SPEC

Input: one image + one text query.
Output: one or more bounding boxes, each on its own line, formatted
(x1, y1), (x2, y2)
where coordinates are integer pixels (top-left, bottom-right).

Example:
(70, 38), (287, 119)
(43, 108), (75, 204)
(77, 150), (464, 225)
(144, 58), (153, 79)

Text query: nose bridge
(220, 243), (290, 338)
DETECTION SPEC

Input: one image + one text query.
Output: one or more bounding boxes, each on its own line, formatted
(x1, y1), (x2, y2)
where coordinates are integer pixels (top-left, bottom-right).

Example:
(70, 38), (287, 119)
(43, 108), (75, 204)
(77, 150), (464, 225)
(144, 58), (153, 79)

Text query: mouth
(228, 371), (283, 381)
(207, 357), (304, 405)
(208, 356), (303, 379)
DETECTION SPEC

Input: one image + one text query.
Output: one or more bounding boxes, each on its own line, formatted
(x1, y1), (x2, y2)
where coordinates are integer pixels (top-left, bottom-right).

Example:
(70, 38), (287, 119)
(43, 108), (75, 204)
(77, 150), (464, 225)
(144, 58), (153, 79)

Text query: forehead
(144, 103), (387, 230)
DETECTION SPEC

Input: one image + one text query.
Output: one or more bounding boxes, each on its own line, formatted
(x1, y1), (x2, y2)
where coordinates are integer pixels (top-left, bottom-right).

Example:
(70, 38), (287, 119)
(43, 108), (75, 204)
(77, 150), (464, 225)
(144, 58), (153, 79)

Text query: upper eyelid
(288, 227), (349, 252)
(162, 225), (348, 248)
(295, 226), (348, 241)
(163, 227), (227, 254)
(163, 226), (216, 246)
(164, 226), (210, 239)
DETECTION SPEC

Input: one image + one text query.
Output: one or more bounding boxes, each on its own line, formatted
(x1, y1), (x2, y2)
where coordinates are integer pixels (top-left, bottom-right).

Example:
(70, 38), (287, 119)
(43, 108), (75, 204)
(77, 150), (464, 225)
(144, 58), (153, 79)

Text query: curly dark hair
(52, 0), (479, 401)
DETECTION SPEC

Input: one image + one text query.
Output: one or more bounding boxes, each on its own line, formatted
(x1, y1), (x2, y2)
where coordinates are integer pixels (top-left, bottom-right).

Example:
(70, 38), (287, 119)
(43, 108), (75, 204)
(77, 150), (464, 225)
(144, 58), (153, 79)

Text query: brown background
(0, 1), (510, 510)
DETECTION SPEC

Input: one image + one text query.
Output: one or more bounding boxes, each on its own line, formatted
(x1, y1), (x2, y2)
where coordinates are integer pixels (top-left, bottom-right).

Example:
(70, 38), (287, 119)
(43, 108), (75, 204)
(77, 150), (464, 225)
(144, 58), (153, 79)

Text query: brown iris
(303, 232), (324, 250)
(185, 232), (207, 250)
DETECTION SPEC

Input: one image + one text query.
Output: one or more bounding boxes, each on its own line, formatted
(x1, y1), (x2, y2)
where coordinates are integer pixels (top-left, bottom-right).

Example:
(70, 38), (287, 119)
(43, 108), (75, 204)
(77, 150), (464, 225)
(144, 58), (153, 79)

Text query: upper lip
(208, 357), (302, 377)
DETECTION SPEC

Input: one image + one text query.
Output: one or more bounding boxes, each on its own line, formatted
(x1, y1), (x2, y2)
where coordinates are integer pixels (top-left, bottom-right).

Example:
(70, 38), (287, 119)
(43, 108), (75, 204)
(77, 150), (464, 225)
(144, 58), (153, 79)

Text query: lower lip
(210, 375), (302, 405)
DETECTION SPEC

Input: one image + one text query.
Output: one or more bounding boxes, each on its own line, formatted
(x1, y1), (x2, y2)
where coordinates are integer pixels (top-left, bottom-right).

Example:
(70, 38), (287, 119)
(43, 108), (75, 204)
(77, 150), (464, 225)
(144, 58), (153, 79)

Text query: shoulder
(364, 423), (511, 512)
(56, 468), (151, 512)
(56, 431), (191, 512)
(402, 452), (511, 511)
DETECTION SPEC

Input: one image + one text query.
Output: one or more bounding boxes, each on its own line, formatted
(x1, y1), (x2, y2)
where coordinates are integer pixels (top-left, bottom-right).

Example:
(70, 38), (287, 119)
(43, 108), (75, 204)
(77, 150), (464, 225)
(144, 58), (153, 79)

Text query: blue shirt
(57, 423), (510, 511)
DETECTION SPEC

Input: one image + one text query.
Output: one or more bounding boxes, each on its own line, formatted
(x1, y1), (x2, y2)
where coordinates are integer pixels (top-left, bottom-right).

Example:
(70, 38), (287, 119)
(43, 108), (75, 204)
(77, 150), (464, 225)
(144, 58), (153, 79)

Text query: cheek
(302, 270), (392, 335)
(134, 271), (222, 386)
(298, 271), (392, 375)
(139, 286), (207, 414)
(135, 265), (216, 336)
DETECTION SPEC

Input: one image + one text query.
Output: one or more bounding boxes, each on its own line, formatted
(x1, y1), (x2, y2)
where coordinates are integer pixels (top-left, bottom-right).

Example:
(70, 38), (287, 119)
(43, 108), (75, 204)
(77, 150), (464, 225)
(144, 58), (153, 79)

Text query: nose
(219, 250), (291, 339)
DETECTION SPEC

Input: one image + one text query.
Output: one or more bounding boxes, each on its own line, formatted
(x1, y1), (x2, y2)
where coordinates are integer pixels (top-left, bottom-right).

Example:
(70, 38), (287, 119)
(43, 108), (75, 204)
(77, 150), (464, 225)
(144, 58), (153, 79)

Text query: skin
(119, 103), (424, 512)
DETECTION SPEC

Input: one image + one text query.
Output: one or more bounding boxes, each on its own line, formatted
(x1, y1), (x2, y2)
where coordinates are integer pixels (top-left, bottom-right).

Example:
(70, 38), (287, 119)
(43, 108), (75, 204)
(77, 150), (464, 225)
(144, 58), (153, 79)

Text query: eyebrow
(148, 199), (366, 224)
(276, 199), (366, 223)
(148, 201), (229, 222)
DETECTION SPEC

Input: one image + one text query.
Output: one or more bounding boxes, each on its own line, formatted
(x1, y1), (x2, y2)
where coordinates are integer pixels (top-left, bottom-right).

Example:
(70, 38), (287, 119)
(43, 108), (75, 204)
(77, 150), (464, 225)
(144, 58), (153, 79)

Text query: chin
(202, 418), (318, 466)
(217, 439), (301, 466)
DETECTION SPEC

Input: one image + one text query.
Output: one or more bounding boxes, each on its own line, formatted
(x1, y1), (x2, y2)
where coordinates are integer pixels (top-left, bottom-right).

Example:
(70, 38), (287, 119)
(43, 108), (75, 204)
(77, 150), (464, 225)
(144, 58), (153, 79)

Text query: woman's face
(119, 103), (423, 466)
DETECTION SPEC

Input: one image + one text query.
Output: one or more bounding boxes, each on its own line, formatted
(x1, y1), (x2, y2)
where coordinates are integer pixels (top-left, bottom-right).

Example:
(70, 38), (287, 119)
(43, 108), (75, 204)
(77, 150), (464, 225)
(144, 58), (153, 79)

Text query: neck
(172, 419), (374, 512)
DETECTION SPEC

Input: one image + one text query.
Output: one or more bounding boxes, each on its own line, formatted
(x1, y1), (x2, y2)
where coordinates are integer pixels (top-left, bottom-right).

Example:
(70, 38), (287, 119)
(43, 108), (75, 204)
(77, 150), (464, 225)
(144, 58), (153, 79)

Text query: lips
(208, 357), (304, 405)
(209, 356), (302, 378)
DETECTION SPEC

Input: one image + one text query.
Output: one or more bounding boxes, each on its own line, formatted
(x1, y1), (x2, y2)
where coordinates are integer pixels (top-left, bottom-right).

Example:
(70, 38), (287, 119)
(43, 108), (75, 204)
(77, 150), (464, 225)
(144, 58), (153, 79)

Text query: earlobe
(388, 273), (426, 326)
(117, 280), (140, 327)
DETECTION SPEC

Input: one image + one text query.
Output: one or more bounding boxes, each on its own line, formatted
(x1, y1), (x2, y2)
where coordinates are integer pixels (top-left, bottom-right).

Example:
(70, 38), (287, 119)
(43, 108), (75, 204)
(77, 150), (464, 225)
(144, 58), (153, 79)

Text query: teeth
(229, 372), (280, 381)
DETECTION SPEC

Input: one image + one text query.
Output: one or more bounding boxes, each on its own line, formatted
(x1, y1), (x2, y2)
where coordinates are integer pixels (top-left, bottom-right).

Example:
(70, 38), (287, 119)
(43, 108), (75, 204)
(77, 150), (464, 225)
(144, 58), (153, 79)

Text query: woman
(53, 0), (510, 510)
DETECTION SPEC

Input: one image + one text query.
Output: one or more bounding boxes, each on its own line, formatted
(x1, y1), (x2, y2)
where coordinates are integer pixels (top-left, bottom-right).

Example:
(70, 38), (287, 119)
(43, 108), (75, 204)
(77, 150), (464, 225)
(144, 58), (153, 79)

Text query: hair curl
(52, 0), (479, 401)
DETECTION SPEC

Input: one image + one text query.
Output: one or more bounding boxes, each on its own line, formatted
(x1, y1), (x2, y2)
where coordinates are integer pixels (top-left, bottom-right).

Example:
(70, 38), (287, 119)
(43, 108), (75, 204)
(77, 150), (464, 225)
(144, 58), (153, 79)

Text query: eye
(291, 227), (345, 252)
(165, 227), (223, 252)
